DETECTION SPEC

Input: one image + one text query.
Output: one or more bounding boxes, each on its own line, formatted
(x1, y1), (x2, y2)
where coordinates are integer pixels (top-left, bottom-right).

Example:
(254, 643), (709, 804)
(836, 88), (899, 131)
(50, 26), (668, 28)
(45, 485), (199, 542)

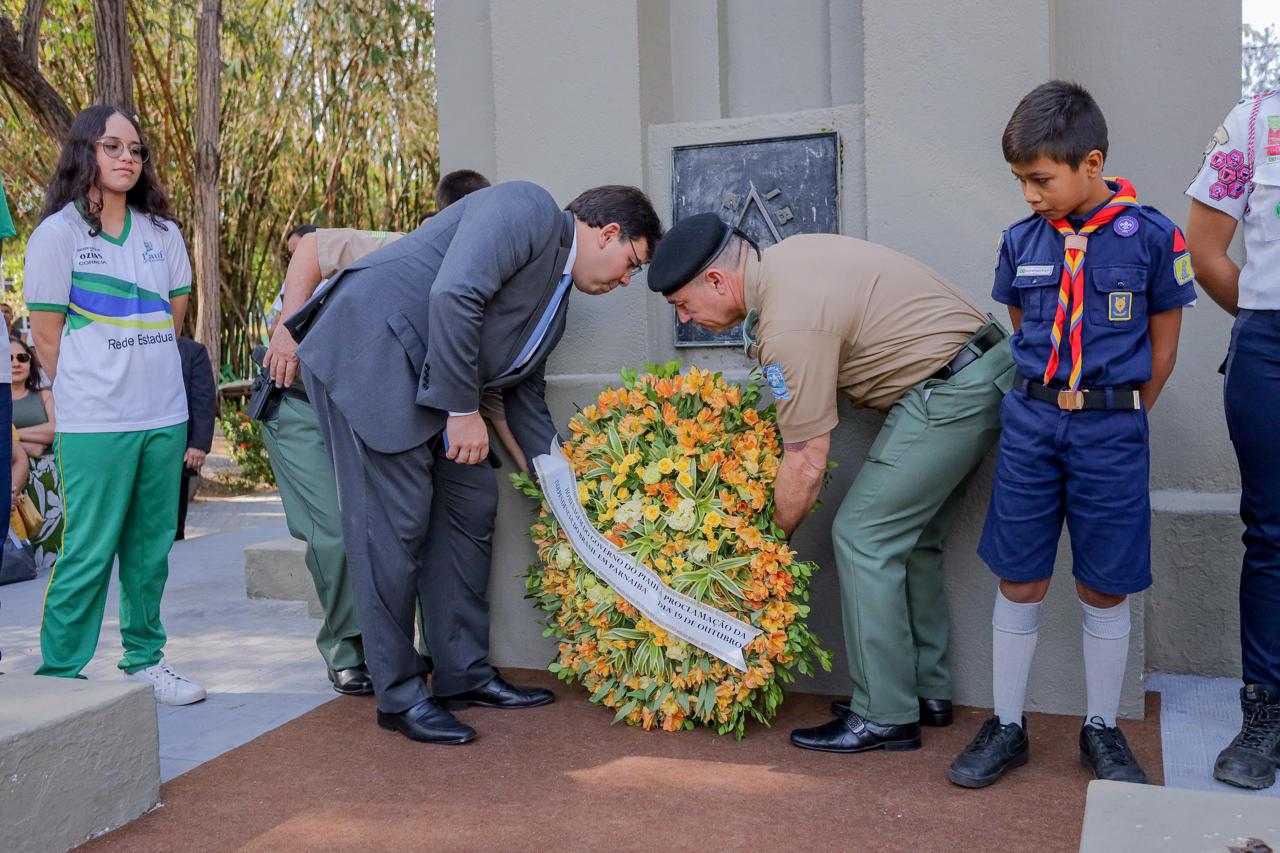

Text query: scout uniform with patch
(25, 202), (192, 678)
(1187, 91), (1280, 782)
(741, 233), (1015, 727)
(979, 179), (1197, 595)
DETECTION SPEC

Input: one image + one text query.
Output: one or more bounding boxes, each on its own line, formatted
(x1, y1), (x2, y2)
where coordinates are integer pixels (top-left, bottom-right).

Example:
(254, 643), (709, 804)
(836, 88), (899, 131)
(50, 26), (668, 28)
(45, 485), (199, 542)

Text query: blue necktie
(507, 273), (572, 374)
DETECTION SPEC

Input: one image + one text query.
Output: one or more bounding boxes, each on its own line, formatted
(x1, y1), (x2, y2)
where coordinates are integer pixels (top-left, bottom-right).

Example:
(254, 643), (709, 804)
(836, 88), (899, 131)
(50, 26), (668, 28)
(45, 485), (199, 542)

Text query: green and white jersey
(24, 202), (192, 433)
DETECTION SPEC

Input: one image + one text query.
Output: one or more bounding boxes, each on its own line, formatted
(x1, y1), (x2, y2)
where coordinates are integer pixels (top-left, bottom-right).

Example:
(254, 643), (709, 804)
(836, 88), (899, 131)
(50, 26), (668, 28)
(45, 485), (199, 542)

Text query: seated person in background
(10, 335), (61, 570)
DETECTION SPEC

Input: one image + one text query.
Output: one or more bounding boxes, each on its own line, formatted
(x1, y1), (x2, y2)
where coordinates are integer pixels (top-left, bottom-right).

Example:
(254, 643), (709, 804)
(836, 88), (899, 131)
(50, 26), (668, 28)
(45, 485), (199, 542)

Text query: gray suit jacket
(296, 181), (573, 456)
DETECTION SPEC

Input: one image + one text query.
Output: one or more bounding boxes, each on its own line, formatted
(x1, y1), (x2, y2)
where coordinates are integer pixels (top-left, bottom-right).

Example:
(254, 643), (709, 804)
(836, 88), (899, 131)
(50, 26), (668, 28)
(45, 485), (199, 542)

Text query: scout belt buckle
(1057, 390), (1085, 411)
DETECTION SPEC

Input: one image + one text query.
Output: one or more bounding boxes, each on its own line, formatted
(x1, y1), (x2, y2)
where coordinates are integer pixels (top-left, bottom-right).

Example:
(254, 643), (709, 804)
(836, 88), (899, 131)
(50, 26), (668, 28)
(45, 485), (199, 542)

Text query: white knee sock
(1082, 597), (1131, 728)
(992, 589), (1041, 727)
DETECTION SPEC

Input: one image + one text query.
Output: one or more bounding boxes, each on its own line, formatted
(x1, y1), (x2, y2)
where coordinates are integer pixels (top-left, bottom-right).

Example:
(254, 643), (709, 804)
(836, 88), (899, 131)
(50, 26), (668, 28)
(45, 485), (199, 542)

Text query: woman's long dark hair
(11, 335), (43, 393)
(39, 105), (174, 233)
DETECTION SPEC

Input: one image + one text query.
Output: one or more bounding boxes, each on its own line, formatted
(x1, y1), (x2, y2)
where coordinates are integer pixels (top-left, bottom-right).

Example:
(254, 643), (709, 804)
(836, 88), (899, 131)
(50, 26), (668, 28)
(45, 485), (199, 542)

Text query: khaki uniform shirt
(313, 227), (507, 423)
(315, 228), (404, 279)
(745, 234), (987, 442)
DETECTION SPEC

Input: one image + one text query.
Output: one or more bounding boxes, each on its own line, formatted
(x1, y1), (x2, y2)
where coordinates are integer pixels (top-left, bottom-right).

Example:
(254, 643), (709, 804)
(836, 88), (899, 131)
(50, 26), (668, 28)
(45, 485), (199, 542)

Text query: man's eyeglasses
(626, 243), (645, 277)
(96, 137), (150, 163)
(10, 353), (30, 364)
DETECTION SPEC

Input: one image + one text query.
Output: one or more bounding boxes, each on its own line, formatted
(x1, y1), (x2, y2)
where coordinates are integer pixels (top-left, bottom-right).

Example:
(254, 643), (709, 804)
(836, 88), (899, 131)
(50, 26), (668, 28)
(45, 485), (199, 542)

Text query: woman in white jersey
(24, 105), (205, 704)
(1186, 91), (1280, 790)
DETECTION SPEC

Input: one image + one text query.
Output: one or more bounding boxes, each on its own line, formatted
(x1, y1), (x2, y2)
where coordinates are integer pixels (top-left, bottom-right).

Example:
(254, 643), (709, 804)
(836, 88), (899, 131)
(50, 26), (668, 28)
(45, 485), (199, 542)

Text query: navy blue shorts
(978, 389), (1152, 595)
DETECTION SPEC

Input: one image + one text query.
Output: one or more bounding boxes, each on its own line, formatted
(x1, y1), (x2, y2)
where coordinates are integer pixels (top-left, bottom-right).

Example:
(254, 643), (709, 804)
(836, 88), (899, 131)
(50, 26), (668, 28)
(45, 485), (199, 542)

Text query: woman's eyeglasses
(10, 353), (31, 364)
(96, 137), (150, 164)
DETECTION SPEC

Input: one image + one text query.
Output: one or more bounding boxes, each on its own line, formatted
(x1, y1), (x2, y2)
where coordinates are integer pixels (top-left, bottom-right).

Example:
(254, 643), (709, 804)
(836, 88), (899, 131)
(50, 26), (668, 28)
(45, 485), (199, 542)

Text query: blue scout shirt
(992, 189), (1198, 389)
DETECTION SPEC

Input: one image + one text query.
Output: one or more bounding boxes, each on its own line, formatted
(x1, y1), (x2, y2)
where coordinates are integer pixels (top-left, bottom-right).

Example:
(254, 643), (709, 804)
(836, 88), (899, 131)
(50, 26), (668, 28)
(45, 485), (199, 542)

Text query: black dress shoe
(436, 673), (555, 710)
(327, 664), (374, 696)
(829, 697), (953, 727)
(948, 715), (1029, 788)
(376, 698), (476, 744)
(790, 708), (922, 753)
(1080, 717), (1147, 784)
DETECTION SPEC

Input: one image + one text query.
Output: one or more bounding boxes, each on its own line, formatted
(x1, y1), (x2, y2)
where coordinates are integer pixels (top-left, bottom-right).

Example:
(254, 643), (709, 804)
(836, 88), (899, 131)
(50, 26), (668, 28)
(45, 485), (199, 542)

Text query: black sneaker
(1214, 683), (1280, 790)
(1079, 716), (1147, 783)
(948, 715), (1029, 788)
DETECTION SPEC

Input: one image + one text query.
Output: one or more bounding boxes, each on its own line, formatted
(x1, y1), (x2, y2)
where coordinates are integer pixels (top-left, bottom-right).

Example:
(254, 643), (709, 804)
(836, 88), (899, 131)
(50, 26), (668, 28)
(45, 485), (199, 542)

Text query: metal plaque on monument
(671, 132), (840, 347)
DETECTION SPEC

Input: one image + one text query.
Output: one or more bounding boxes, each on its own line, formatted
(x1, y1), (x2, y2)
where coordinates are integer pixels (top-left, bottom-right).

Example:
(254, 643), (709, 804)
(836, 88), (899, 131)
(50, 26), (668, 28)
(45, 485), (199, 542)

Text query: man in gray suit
(265, 182), (662, 744)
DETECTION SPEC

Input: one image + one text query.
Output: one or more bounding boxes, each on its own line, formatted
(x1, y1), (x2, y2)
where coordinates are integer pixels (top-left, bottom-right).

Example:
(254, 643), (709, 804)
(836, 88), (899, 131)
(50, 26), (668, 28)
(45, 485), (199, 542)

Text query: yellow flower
(677, 471), (694, 489)
(644, 504), (661, 522)
(578, 483), (589, 504)
(705, 511), (722, 528)
(617, 487), (630, 500)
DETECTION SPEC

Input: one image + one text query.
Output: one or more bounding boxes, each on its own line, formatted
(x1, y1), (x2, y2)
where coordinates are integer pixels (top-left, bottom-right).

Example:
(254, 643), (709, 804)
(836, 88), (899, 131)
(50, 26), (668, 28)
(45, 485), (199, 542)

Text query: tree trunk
(91, 0), (134, 113)
(0, 10), (71, 140)
(193, 0), (222, 380)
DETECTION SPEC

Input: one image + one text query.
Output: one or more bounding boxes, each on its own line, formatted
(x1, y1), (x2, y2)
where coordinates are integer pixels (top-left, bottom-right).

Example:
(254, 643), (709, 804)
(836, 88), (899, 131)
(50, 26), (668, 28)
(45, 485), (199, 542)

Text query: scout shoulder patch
(1174, 253), (1195, 285)
(1108, 292), (1133, 321)
(764, 362), (791, 401)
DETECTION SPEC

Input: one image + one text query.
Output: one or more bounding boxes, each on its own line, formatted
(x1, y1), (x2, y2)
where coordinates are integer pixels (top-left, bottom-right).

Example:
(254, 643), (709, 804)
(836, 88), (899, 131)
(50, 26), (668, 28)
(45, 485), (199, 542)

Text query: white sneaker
(128, 658), (208, 706)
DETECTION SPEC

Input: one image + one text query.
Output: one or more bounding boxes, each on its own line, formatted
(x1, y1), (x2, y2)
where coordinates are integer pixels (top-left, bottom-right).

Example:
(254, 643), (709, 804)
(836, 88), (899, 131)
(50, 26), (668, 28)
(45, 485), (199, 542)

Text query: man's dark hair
(566, 185), (662, 255)
(286, 223), (318, 242)
(435, 169), (491, 210)
(1002, 80), (1108, 167)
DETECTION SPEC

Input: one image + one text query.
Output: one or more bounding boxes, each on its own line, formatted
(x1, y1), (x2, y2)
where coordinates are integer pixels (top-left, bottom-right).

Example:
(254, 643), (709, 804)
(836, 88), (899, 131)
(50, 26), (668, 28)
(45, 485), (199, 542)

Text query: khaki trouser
(834, 334), (1014, 725)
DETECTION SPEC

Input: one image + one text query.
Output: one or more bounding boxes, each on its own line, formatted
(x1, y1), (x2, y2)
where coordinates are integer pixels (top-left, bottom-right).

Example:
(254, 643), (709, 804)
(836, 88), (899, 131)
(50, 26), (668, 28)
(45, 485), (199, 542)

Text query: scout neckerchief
(1042, 177), (1138, 390)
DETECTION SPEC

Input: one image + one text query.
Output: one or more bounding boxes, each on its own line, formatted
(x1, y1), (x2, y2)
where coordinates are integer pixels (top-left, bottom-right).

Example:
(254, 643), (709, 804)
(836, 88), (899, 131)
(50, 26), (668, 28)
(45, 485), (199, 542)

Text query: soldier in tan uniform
(647, 213), (1015, 754)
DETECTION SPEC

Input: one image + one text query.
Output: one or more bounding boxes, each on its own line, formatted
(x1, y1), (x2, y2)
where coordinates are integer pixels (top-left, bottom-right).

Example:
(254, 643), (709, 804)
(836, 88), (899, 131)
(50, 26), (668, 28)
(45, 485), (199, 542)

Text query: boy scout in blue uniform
(949, 81), (1196, 788)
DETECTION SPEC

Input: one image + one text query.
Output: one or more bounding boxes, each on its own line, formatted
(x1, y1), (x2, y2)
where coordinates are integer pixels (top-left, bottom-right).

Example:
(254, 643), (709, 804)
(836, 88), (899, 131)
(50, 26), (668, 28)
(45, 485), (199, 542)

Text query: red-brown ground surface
(84, 669), (1162, 852)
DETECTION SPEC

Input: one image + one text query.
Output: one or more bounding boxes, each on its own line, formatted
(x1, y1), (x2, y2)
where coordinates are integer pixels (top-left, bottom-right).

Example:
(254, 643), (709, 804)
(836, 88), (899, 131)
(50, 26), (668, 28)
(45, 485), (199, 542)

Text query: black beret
(646, 212), (734, 296)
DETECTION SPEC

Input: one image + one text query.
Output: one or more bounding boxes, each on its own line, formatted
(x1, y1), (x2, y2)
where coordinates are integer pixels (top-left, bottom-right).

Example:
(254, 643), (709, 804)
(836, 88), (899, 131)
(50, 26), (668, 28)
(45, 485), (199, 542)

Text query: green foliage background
(0, 0), (438, 379)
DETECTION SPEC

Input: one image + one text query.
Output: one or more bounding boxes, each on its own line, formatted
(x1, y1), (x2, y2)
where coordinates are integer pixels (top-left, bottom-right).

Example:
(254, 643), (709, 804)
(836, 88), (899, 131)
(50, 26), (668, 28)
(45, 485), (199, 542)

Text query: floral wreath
(513, 363), (830, 738)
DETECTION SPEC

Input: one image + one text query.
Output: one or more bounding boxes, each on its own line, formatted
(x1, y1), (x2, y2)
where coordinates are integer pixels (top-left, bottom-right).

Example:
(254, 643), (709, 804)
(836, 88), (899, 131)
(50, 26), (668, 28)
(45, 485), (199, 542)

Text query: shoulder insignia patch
(1174, 252), (1195, 285)
(1203, 124), (1229, 155)
(764, 363), (791, 401)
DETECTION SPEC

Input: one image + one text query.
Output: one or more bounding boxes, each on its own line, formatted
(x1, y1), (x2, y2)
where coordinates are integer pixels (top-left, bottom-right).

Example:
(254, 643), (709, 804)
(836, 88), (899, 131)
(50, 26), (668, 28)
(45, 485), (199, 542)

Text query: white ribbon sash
(533, 440), (762, 672)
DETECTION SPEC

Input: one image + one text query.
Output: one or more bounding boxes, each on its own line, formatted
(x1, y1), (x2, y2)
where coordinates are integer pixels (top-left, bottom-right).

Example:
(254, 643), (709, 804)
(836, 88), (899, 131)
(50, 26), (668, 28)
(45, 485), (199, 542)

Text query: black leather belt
(1015, 372), (1142, 411)
(930, 322), (1007, 381)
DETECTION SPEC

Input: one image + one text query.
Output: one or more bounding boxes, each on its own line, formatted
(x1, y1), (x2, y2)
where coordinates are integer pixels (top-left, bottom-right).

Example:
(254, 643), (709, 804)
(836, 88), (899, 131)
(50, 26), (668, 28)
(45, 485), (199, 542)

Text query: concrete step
(1079, 779), (1279, 852)
(243, 537), (322, 618)
(1147, 490), (1245, 679)
(0, 676), (159, 853)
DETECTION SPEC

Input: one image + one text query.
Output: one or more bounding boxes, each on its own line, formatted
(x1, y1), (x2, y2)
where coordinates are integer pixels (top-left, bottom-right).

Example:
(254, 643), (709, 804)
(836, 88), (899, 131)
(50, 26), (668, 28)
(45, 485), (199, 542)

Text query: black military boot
(948, 715), (1030, 788)
(1214, 683), (1280, 790)
(1079, 717), (1147, 783)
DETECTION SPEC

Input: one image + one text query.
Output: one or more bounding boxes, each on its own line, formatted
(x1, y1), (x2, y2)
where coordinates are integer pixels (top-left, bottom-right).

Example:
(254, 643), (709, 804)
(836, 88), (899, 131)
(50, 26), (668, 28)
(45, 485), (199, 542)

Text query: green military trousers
(834, 336), (1014, 725)
(261, 396), (365, 671)
(38, 424), (185, 678)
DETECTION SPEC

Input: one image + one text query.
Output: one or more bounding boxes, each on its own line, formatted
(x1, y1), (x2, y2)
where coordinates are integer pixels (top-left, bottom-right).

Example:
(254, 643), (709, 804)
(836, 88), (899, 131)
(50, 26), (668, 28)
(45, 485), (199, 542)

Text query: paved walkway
(0, 492), (338, 782)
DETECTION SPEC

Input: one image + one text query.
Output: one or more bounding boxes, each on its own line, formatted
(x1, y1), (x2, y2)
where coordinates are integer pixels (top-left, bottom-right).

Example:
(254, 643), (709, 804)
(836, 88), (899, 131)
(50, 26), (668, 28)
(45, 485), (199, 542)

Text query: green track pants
(834, 338), (1014, 725)
(37, 424), (185, 678)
